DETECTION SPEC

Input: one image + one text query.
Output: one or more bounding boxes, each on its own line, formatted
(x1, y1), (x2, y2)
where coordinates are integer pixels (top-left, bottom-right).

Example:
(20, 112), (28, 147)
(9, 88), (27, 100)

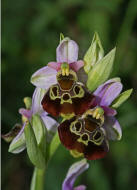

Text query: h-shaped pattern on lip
(41, 70), (95, 118)
(58, 108), (109, 160)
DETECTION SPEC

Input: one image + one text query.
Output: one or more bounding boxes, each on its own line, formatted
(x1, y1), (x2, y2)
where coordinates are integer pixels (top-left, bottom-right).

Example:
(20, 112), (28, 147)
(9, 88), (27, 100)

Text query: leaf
(32, 114), (46, 145)
(87, 48), (116, 92)
(111, 89), (133, 108)
(49, 132), (60, 158)
(24, 122), (45, 169)
(32, 114), (47, 157)
(84, 32), (104, 74)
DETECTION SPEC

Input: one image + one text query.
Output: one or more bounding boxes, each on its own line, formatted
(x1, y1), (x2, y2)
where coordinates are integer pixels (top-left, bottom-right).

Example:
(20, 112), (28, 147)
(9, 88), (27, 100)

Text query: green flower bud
(87, 48), (116, 92)
(84, 32), (104, 74)
(23, 97), (32, 109)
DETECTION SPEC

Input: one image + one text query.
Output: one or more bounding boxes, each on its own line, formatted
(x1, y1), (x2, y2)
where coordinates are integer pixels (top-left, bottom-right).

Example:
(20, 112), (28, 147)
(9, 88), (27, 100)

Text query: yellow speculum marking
(60, 93), (72, 104)
(61, 113), (75, 120)
(49, 85), (60, 100)
(70, 149), (84, 158)
(77, 133), (89, 146)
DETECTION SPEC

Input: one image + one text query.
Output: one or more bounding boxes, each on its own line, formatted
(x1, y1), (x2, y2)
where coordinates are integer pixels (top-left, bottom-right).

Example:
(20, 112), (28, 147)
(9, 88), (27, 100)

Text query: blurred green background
(2, 0), (137, 189)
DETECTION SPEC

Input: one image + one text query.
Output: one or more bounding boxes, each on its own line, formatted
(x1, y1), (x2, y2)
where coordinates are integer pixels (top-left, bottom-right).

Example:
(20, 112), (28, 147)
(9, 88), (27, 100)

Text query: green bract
(24, 122), (46, 169)
(32, 114), (47, 157)
(84, 32), (104, 74)
(49, 132), (60, 158)
(111, 89), (133, 108)
(87, 48), (116, 92)
(32, 114), (46, 145)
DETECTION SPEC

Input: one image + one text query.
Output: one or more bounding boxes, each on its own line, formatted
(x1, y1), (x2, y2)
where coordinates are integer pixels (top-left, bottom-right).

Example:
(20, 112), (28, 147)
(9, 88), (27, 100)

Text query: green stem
(30, 167), (46, 190)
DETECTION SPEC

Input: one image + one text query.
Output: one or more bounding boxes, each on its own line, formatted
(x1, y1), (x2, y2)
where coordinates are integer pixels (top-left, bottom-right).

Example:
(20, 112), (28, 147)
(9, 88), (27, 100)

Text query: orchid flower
(93, 78), (123, 140)
(31, 37), (84, 90)
(62, 159), (89, 190)
(3, 87), (58, 154)
(3, 33), (133, 190)
(58, 78), (123, 160)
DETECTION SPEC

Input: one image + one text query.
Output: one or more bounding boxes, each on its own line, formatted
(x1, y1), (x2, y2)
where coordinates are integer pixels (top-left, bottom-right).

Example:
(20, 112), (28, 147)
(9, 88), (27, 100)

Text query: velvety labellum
(42, 70), (95, 117)
(58, 110), (109, 160)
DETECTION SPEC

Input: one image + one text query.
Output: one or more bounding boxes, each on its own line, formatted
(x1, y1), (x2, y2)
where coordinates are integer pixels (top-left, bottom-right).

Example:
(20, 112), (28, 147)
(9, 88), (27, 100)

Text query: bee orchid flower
(58, 78), (123, 160)
(31, 37), (84, 90)
(3, 87), (58, 154)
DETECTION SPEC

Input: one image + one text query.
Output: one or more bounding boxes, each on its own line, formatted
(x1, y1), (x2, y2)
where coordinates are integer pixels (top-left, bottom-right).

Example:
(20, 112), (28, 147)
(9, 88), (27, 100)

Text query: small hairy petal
(104, 116), (122, 140)
(56, 38), (79, 63)
(69, 60), (84, 72)
(101, 106), (117, 116)
(62, 159), (89, 190)
(48, 62), (62, 71)
(31, 66), (57, 89)
(19, 108), (32, 119)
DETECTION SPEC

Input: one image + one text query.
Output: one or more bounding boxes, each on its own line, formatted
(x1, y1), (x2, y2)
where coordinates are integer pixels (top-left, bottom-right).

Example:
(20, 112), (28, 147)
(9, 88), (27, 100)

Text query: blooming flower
(93, 78), (122, 140)
(62, 159), (89, 190)
(3, 87), (58, 154)
(58, 78), (123, 160)
(41, 69), (94, 118)
(31, 37), (84, 90)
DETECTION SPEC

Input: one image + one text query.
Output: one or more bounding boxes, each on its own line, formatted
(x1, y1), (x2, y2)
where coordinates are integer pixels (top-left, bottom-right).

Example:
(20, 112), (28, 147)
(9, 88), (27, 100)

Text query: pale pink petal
(100, 82), (123, 106)
(101, 106), (117, 116)
(57, 38), (79, 63)
(93, 79), (122, 106)
(62, 159), (89, 190)
(48, 62), (62, 71)
(19, 108), (32, 119)
(93, 78), (121, 97)
(69, 60), (84, 72)
(31, 66), (57, 89)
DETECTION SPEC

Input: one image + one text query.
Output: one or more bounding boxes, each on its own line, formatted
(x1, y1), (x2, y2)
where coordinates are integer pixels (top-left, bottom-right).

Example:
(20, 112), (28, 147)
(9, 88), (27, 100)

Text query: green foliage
(49, 132), (60, 158)
(111, 89), (133, 108)
(87, 48), (116, 91)
(84, 32), (104, 73)
(24, 122), (46, 169)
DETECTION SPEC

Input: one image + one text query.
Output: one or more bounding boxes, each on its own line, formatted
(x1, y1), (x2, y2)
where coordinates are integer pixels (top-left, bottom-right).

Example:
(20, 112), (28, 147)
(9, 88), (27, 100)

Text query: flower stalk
(31, 167), (46, 190)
